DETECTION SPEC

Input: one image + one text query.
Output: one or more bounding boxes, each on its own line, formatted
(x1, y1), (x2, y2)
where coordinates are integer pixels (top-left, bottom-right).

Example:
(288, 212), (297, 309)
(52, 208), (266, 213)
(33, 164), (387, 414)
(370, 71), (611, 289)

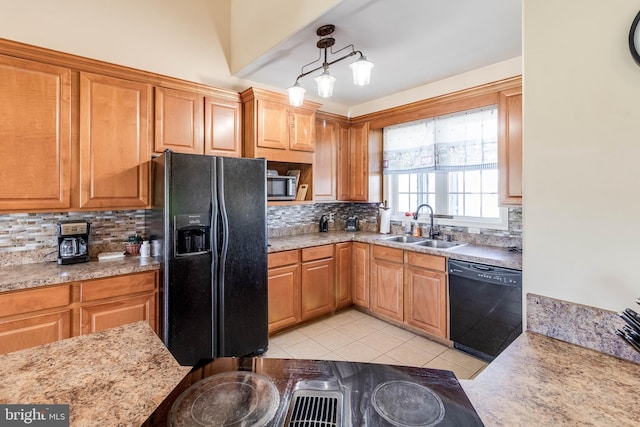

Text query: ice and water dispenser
(174, 213), (210, 256)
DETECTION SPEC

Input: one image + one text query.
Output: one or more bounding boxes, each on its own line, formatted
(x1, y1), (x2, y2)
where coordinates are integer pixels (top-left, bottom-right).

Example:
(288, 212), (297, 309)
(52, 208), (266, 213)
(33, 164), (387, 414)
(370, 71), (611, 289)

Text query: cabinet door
(0, 310), (72, 354)
(154, 87), (204, 154)
(0, 55), (72, 211)
(337, 124), (351, 201)
(498, 87), (522, 205)
(268, 263), (301, 333)
(257, 99), (289, 150)
(352, 242), (370, 308)
(290, 108), (315, 152)
(404, 265), (448, 338)
(349, 122), (370, 201)
(370, 246), (404, 321)
(80, 292), (156, 335)
(301, 258), (335, 320)
(205, 97), (241, 157)
(313, 119), (337, 201)
(335, 242), (352, 309)
(79, 72), (151, 208)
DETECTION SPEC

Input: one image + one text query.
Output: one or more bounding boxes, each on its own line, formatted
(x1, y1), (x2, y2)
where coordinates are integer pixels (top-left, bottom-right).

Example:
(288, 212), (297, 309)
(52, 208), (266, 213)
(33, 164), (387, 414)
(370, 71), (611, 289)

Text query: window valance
(383, 106), (498, 174)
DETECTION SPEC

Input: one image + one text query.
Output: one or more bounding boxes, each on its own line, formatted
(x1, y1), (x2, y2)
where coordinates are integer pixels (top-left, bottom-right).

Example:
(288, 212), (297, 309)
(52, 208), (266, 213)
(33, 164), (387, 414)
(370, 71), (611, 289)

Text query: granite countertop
(269, 231), (522, 269)
(1, 323), (637, 425)
(461, 331), (640, 426)
(0, 256), (160, 293)
(0, 322), (191, 427)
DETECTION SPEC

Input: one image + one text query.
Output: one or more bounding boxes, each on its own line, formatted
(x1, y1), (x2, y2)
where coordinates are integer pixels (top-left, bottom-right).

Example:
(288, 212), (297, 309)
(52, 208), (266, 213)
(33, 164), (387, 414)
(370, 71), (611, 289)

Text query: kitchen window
(383, 105), (508, 229)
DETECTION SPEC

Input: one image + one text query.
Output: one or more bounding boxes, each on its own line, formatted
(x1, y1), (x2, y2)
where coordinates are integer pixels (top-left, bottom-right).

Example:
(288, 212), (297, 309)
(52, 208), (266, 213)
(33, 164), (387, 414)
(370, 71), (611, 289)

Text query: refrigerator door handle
(216, 157), (229, 354)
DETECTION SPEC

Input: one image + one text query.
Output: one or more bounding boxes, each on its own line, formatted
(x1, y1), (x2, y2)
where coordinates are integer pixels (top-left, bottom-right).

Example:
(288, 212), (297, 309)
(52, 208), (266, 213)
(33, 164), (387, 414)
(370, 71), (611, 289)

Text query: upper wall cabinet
(241, 88), (321, 163)
(79, 72), (151, 209)
(0, 55), (72, 212)
(154, 87), (242, 158)
(154, 87), (204, 155)
(313, 114), (340, 201)
(204, 96), (242, 157)
(498, 87), (523, 205)
(338, 122), (382, 203)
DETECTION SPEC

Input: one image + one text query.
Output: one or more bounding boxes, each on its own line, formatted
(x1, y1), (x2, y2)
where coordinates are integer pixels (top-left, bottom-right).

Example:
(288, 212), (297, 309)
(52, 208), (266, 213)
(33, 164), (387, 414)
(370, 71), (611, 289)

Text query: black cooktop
(142, 357), (483, 426)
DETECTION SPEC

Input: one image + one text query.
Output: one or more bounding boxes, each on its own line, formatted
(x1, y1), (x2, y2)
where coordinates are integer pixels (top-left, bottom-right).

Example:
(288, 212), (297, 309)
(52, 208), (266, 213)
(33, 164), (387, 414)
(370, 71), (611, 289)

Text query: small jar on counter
(140, 240), (151, 258)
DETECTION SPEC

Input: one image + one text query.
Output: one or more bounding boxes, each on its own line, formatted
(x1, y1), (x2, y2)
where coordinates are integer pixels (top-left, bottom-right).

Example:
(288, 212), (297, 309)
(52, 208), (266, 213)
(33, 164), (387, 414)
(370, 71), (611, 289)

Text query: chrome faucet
(413, 204), (439, 239)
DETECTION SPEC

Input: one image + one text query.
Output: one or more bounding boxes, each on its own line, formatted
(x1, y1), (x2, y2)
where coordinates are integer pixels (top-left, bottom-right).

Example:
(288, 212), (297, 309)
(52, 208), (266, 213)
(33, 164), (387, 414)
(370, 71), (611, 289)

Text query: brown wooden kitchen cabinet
(404, 252), (448, 338)
(334, 242), (353, 309)
(351, 242), (371, 308)
(267, 250), (302, 334)
(241, 88), (321, 164)
(0, 284), (73, 354)
(300, 245), (335, 320)
(313, 116), (339, 201)
(498, 86), (523, 206)
(337, 122), (382, 202)
(154, 87), (205, 155)
(0, 271), (159, 355)
(79, 271), (158, 335)
(79, 72), (151, 209)
(370, 245), (404, 322)
(154, 87), (242, 158)
(0, 55), (72, 212)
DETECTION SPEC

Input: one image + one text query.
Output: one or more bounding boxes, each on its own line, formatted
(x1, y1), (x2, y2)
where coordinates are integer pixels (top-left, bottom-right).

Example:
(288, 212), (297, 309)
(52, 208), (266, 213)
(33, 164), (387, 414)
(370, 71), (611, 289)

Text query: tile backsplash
(0, 204), (522, 265)
(0, 211), (146, 265)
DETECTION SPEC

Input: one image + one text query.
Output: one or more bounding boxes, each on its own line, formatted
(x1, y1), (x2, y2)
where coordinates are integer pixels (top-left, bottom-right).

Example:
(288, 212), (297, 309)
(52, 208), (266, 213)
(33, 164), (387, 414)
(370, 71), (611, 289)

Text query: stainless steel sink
(380, 235), (425, 244)
(412, 239), (466, 249)
(379, 235), (466, 250)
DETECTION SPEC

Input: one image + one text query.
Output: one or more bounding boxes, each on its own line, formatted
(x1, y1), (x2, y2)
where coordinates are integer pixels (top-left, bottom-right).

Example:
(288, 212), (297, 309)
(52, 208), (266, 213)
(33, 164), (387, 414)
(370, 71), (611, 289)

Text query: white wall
(523, 0), (640, 311)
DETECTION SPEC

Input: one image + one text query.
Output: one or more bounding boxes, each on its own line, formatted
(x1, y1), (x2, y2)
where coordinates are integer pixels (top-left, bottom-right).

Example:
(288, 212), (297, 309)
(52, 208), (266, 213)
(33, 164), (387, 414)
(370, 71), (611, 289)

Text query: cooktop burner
(371, 380), (445, 427)
(168, 371), (280, 427)
(143, 358), (484, 427)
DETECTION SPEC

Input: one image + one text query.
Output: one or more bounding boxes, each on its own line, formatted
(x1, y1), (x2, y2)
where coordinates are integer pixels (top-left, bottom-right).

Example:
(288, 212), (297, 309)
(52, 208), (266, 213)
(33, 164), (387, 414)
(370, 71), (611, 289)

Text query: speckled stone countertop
(269, 231), (522, 269)
(0, 321), (191, 427)
(0, 256), (159, 293)
(461, 332), (640, 426)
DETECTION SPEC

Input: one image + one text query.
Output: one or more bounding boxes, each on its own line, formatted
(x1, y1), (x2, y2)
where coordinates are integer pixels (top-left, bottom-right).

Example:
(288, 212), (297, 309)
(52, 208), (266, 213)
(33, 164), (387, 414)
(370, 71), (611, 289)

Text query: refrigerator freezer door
(164, 153), (217, 365)
(216, 157), (268, 357)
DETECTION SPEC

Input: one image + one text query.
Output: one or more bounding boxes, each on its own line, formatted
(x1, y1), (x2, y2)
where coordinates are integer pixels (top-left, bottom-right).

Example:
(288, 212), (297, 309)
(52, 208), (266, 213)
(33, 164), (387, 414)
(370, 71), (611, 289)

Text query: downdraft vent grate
(285, 391), (342, 427)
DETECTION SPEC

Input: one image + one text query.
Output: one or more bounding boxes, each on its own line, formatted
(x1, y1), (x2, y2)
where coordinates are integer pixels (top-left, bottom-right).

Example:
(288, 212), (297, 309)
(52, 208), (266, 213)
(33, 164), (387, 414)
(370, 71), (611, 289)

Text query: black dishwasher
(448, 259), (522, 362)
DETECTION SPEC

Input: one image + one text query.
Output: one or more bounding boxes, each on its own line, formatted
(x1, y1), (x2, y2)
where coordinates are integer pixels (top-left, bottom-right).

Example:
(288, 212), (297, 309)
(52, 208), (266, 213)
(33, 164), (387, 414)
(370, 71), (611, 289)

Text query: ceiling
(235, 0), (522, 108)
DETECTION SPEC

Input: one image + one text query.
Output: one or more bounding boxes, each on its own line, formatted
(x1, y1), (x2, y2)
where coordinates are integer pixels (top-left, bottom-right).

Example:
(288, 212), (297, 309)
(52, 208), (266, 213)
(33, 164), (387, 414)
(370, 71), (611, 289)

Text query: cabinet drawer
(372, 245), (403, 263)
(0, 285), (71, 318)
(81, 271), (156, 302)
(302, 244), (334, 262)
(404, 252), (446, 272)
(268, 250), (300, 269)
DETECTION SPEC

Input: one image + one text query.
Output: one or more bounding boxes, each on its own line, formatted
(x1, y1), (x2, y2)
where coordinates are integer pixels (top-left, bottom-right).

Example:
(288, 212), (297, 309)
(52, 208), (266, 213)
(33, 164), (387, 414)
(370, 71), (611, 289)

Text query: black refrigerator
(148, 151), (268, 366)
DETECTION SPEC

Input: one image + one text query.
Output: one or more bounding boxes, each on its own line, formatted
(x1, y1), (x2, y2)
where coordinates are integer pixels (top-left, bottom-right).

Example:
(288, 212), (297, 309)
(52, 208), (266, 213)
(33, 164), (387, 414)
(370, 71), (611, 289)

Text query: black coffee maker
(57, 221), (90, 265)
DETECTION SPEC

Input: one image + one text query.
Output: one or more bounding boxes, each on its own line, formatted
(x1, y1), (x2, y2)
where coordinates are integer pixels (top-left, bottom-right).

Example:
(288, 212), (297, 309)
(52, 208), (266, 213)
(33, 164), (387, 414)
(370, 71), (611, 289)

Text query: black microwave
(267, 175), (296, 200)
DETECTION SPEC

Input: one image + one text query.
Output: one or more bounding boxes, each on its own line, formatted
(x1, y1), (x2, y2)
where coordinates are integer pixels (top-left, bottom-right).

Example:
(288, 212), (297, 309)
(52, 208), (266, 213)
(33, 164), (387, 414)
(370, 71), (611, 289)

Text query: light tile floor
(263, 308), (488, 379)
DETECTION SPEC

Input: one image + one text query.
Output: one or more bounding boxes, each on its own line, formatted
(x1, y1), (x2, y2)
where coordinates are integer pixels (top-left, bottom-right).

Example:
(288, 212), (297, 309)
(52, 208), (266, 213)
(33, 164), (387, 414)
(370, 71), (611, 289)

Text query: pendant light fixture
(287, 24), (374, 106)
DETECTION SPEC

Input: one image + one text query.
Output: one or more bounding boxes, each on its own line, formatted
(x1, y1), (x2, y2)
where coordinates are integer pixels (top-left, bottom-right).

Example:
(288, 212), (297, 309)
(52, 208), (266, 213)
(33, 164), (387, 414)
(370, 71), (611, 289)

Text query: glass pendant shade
(287, 83), (306, 107)
(349, 57), (374, 86)
(314, 70), (336, 98)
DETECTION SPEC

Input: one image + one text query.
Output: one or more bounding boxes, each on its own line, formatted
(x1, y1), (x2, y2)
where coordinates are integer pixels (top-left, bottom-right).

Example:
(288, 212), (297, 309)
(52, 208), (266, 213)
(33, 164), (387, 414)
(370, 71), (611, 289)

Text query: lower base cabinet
(352, 242), (370, 308)
(0, 271), (159, 355)
(404, 252), (448, 338)
(370, 246), (404, 322)
(301, 245), (335, 320)
(335, 242), (353, 309)
(267, 250), (301, 334)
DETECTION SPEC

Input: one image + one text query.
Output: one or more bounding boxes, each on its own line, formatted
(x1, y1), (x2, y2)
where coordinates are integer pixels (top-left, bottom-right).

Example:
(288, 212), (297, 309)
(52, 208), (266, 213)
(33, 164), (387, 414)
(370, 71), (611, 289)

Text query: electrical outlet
(468, 227), (480, 234)
(328, 213), (335, 222)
